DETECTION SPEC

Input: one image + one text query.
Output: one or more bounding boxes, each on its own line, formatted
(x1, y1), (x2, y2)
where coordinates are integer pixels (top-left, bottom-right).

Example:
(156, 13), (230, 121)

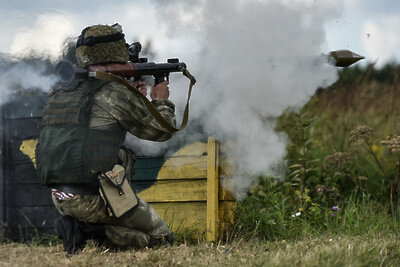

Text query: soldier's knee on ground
(148, 232), (175, 248)
(105, 225), (150, 249)
(122, 197), (171, 237)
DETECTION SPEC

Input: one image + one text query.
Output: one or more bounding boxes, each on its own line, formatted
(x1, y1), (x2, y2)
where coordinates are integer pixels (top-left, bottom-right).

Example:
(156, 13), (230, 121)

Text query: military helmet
(75, 24), (129, 68)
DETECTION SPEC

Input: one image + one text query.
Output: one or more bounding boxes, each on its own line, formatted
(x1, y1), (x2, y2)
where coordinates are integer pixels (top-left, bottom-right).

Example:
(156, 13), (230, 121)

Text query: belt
(50, 184), (100, 195)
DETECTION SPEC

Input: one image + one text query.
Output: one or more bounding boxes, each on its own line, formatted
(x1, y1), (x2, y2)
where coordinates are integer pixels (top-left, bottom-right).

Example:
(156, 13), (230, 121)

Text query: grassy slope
(305, 64), (400, 154)
(278, 64), (400, 197)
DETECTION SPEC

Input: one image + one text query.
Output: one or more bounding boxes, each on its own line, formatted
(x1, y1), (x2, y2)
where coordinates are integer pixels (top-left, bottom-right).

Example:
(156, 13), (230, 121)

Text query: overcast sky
(325, 0), (400, 67)
(1, 0), (399, 68)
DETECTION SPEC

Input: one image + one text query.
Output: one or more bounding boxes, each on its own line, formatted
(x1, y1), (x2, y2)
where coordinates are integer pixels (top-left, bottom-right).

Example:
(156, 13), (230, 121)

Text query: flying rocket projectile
(329, 50), (365, 67)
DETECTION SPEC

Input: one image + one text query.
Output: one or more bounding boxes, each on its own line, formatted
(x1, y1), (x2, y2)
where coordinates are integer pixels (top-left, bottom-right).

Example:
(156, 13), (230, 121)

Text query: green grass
(236, 184), (400, 241)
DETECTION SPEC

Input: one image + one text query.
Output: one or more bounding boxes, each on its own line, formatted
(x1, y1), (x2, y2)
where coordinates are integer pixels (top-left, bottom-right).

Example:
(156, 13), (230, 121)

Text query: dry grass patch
(1, 234), (400, 266)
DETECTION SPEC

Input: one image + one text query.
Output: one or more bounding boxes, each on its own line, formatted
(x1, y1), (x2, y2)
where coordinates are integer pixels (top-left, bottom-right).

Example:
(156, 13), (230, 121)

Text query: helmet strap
(76, 31), (125, 47)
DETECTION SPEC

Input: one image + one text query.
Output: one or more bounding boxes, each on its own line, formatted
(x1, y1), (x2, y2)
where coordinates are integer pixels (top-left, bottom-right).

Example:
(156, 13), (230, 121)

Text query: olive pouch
(99, 165), (138, 217)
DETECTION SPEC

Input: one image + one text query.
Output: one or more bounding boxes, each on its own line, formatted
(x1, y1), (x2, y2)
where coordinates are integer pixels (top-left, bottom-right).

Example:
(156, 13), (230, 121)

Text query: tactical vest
(36, 79), (125, 186)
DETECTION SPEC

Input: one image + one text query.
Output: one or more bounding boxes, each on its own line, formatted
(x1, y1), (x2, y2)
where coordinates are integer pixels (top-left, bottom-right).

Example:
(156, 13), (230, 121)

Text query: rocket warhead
(328, 50), (365, 67)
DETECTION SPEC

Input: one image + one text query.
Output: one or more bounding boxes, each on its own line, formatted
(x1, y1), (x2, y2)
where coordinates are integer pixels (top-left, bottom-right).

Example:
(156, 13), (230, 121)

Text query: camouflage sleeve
(92, 82), (176, 141)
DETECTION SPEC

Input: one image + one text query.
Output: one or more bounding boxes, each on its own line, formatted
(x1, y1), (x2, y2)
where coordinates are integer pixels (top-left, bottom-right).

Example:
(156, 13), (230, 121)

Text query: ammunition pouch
(99, 165), (138, 217)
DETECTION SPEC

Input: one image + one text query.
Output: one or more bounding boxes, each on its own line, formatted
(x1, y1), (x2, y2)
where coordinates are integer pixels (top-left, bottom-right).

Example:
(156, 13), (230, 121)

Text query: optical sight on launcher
(55, 41), (187, 85)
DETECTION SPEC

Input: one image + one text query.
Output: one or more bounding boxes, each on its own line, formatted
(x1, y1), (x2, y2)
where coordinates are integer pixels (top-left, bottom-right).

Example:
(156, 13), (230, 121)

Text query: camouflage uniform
(36, 24), (177, 250)
(52, 81), (176, 249)
(88, 82), (175, 141)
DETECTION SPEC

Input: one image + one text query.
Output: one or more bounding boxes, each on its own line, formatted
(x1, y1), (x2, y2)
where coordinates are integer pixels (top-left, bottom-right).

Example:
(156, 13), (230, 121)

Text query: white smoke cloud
(1, 0), (342, 199)
(0, 61), (57, 105)
(0, 13), (69, 106)
(147, 0), (341, 198)
(9, 12), (77, 59)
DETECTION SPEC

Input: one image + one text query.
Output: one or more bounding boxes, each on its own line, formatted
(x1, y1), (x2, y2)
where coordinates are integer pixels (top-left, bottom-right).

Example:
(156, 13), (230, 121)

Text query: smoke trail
(0, 55), (57, 105)
(148, 0), (341, 198)
(0, 12), (77, 105)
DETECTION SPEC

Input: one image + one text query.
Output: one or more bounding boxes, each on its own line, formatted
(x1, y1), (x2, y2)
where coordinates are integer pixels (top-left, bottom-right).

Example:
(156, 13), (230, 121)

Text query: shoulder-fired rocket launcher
(55, 59), (187, 85)
(56, 41), (187, 85)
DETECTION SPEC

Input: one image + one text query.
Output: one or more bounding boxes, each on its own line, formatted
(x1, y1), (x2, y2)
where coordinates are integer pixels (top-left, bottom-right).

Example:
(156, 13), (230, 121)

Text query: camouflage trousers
(52, 194), (171, 249)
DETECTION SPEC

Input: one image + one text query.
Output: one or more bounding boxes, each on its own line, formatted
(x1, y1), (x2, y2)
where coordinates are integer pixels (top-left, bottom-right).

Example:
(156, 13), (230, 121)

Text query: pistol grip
(154, 74), (169, 85)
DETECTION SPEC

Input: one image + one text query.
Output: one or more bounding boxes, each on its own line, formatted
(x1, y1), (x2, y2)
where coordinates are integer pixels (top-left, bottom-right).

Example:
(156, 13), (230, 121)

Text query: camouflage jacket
(89, 81), (176, 141)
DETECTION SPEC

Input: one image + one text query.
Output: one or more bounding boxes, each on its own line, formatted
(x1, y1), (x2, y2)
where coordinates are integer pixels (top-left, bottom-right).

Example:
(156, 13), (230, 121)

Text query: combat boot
(55, 215), (106, 254)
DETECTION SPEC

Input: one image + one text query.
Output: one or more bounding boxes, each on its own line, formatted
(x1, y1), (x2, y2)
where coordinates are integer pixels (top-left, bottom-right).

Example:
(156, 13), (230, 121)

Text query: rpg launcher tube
(55, 60), (187, 84)
(328, 50), (364, 67)
(88, 61), (187, 79)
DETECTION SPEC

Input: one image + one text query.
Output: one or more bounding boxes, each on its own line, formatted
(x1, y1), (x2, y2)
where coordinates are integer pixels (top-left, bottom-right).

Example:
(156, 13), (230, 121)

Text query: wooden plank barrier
(136, 137), (236, 241)
(17, 134), (236, 241)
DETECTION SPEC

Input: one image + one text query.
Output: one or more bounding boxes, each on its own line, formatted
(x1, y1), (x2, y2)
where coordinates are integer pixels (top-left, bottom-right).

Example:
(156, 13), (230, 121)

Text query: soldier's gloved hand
(150, 81), (170, 100)
(132, 80), (147, 96)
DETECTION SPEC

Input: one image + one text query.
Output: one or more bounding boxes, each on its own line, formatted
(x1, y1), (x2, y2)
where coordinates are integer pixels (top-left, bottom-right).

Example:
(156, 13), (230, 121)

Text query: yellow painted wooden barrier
(207, 137), (219, 241)
(19, 139), (38, 168)
(20, 136), (236, 241)
(137, 137), (236, 241)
